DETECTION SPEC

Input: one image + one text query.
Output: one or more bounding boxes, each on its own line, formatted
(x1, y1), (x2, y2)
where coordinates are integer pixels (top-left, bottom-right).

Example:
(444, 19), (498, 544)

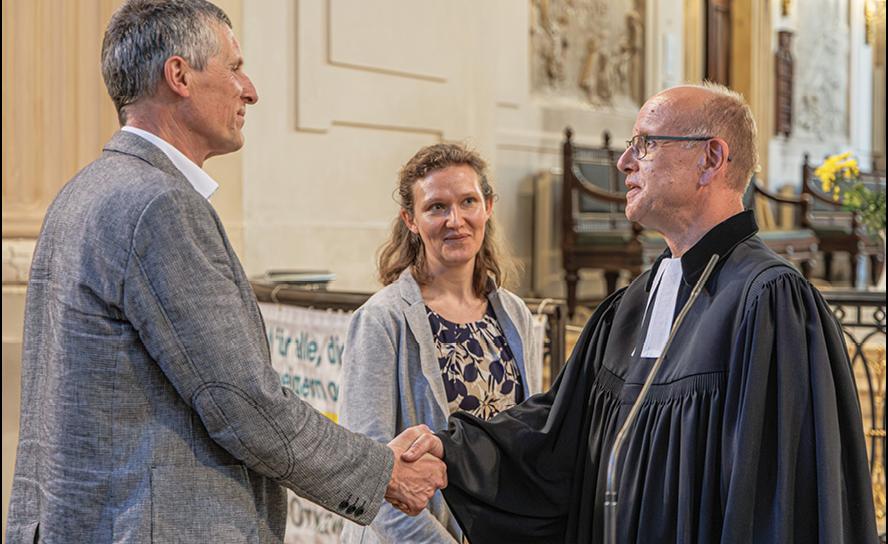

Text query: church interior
(2, 0), (886, 540)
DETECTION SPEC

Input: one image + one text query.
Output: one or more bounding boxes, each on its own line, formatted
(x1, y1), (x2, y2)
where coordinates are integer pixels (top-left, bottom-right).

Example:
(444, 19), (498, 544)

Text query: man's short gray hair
(101, 0), (231, 124)
(671, 82), (759, 192)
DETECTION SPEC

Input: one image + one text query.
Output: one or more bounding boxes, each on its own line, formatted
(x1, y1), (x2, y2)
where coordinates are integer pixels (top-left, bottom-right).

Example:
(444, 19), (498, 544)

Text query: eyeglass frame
(624, 134), (716, 161)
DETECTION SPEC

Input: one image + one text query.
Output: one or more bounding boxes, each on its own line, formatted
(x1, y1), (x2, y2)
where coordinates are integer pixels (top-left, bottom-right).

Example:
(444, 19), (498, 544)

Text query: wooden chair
(561, 128), (663, 318)
(801, 153), (885, 286)
(743, 177), (818, 278)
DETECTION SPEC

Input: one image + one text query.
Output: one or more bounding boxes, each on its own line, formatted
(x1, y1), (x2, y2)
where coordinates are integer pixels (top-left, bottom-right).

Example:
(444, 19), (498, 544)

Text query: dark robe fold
(438, 211), (878, 543)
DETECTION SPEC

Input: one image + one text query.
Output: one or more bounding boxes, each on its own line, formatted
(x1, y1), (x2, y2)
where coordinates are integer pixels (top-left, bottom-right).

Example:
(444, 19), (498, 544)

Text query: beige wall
(240, 0), (688, 297)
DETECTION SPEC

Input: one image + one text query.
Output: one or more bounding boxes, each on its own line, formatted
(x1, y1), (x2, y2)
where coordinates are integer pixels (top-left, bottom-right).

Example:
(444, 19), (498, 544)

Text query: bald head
(642, 84), (758, 192)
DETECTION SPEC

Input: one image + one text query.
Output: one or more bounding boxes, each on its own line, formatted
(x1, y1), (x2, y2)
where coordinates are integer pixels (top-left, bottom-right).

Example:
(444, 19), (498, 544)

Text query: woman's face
(402, 164), (493, 273)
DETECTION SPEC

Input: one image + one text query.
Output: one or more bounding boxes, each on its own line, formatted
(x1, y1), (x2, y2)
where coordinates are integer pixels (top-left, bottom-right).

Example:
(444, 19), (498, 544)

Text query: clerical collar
(645, 210), (758, 291)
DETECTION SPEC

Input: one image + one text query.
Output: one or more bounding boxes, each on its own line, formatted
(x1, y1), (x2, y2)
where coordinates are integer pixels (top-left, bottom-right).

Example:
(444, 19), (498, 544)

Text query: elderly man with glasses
(402, 83), (878, 543)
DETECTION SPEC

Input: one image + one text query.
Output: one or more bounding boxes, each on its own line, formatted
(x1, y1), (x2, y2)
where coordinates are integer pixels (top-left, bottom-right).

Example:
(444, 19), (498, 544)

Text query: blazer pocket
(150, 464), (259, 544)
(6, 521), (38, 544)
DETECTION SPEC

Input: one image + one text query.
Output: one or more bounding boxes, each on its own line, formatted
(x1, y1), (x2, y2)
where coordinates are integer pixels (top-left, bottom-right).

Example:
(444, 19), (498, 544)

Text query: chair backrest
(561, 128), (630, 242)
(802, 153), (845, 213)
(568, 132), (625, 214)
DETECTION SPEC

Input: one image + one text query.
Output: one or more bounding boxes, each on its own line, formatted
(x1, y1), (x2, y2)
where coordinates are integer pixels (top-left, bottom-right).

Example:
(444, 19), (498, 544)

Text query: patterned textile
(427, 305), (524, 420)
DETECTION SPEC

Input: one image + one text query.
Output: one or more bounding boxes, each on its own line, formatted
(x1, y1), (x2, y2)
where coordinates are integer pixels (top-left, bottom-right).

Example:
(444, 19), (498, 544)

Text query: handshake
(383, 424), (447, 515)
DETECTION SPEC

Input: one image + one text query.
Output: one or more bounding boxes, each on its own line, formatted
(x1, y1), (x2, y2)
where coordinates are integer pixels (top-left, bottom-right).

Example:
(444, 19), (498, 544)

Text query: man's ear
(163, 56), (192, 98)
(699, 138), (730, 187)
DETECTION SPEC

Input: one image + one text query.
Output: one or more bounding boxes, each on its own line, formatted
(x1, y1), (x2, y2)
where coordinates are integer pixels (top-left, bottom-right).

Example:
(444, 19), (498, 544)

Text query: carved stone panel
(794, 0), (849, 139)
(530, 0), (645, 109)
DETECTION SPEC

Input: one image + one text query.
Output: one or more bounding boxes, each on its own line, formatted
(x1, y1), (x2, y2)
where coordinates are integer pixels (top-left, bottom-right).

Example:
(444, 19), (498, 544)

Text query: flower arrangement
(814, 152), (886, 236)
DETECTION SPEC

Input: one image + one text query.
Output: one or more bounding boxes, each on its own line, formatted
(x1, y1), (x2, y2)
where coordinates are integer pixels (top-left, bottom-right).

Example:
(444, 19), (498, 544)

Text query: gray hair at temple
(673, 82), (759, 192)
(101, 0), (231, 124)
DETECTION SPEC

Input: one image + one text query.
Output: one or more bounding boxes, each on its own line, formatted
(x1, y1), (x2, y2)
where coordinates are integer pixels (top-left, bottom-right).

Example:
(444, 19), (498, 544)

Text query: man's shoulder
(55, 150), (207, 222)
(40, 150), (211, 254)
(84, 149), (193, 201)
(728, 237), (802, 285)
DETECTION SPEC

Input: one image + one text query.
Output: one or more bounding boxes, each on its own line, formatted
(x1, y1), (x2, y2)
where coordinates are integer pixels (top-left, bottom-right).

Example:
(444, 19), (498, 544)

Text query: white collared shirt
(121, 126), (219, 199)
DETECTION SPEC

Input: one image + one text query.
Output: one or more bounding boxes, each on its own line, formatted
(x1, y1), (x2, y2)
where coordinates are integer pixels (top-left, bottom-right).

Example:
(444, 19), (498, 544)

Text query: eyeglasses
(625, 134), (713, 160)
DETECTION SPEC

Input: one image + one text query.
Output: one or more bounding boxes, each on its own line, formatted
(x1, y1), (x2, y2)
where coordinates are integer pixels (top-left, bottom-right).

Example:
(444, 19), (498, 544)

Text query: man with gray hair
(403, 84), (878, 543)
(6, 1), (444, 542)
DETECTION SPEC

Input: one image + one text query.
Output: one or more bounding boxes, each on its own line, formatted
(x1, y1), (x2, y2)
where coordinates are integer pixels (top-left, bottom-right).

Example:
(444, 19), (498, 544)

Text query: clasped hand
(384, 424), (446, 516)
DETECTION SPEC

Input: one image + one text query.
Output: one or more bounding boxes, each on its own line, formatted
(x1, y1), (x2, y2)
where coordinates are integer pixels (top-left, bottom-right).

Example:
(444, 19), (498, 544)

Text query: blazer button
(338, 501), (349, 510)
(346, 505), (356, 514)
(355, 507), (364, 516)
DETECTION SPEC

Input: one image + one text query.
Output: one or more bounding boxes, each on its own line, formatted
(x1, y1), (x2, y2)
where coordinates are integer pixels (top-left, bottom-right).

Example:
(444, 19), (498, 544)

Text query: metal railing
(823, 290), (887, 531)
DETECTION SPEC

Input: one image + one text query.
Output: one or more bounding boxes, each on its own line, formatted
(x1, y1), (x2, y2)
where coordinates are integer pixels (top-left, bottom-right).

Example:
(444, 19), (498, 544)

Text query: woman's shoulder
(490, 287), (533, 322)
(353, 281), (411, 324)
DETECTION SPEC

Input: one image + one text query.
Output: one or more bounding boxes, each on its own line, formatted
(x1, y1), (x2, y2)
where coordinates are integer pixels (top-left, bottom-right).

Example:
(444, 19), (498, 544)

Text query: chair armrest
(569, 164), (627, 204)
(753, 179), (813, 229)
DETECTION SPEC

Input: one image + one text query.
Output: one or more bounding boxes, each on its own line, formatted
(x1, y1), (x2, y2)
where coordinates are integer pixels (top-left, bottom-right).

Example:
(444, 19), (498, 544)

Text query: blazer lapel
(398, 270), (450, 417)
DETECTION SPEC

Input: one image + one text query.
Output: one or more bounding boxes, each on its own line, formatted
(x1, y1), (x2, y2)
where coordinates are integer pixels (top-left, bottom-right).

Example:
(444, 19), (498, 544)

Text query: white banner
(259, 301), (547, 543)
(260, 302), (351, 544)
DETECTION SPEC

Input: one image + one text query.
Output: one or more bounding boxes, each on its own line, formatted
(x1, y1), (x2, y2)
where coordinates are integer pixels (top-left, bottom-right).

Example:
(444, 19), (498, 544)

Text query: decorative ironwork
(824, 290), (887, 529)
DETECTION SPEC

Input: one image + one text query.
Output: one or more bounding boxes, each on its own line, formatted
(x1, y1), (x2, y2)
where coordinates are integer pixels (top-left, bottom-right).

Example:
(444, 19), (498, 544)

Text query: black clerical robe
(438, 211), (878, 543)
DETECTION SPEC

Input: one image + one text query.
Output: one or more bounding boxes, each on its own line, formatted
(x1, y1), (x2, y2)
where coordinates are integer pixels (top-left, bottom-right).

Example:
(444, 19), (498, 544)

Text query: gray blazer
(339, 269), (540, 544)
(6, 131), (393, 544)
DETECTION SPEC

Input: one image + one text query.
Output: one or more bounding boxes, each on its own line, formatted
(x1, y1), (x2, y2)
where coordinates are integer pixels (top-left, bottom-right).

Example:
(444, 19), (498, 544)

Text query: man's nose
(617, 147), (635, 174)
(241, 73), (259, 105)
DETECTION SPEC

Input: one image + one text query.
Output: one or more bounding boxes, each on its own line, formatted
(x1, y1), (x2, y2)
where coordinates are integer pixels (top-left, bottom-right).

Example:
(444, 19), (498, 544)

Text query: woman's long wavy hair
(377, 143), (515, 296)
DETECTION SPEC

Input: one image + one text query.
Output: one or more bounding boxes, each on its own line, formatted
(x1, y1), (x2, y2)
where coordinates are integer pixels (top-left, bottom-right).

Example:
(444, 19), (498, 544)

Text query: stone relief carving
(531, 0), (645, 109)
(794, 0), (849, 138)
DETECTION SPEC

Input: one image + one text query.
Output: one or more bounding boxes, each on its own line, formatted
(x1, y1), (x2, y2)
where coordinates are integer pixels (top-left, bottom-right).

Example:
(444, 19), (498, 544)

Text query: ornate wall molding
(294, 0), (468, 138)
(1, 239), (35, 285)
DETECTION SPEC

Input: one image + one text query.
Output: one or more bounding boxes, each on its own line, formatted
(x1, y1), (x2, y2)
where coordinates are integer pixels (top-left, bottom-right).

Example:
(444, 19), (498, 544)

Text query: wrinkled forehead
(633, 94), (681, 134)
(634, 89), (708, 135)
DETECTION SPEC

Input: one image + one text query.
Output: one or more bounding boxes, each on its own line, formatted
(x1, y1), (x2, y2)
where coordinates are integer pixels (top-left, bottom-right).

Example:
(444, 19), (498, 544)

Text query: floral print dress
(426, 304), (524, 421)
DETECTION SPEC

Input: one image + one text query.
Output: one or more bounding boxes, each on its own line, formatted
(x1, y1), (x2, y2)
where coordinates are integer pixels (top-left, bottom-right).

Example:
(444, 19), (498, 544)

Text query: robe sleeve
(437, 291), (624, 544)
(720, 267), (878, 543)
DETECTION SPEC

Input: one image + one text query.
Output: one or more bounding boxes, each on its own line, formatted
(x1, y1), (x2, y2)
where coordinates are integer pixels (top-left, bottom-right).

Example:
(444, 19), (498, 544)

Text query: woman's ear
(399, 208), (418, 234)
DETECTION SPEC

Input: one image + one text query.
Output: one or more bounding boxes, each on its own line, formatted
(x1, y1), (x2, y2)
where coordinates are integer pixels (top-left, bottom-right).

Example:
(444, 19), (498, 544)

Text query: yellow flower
(815, 152), (886, 235)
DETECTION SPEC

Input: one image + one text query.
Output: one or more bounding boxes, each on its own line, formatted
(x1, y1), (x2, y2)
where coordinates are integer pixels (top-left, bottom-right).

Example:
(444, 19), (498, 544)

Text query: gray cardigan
(339, 268), (540, 544)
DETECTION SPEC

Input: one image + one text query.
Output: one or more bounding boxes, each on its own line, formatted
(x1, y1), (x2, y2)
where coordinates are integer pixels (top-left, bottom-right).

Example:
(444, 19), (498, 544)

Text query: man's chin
(207, 139), (244, 159)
